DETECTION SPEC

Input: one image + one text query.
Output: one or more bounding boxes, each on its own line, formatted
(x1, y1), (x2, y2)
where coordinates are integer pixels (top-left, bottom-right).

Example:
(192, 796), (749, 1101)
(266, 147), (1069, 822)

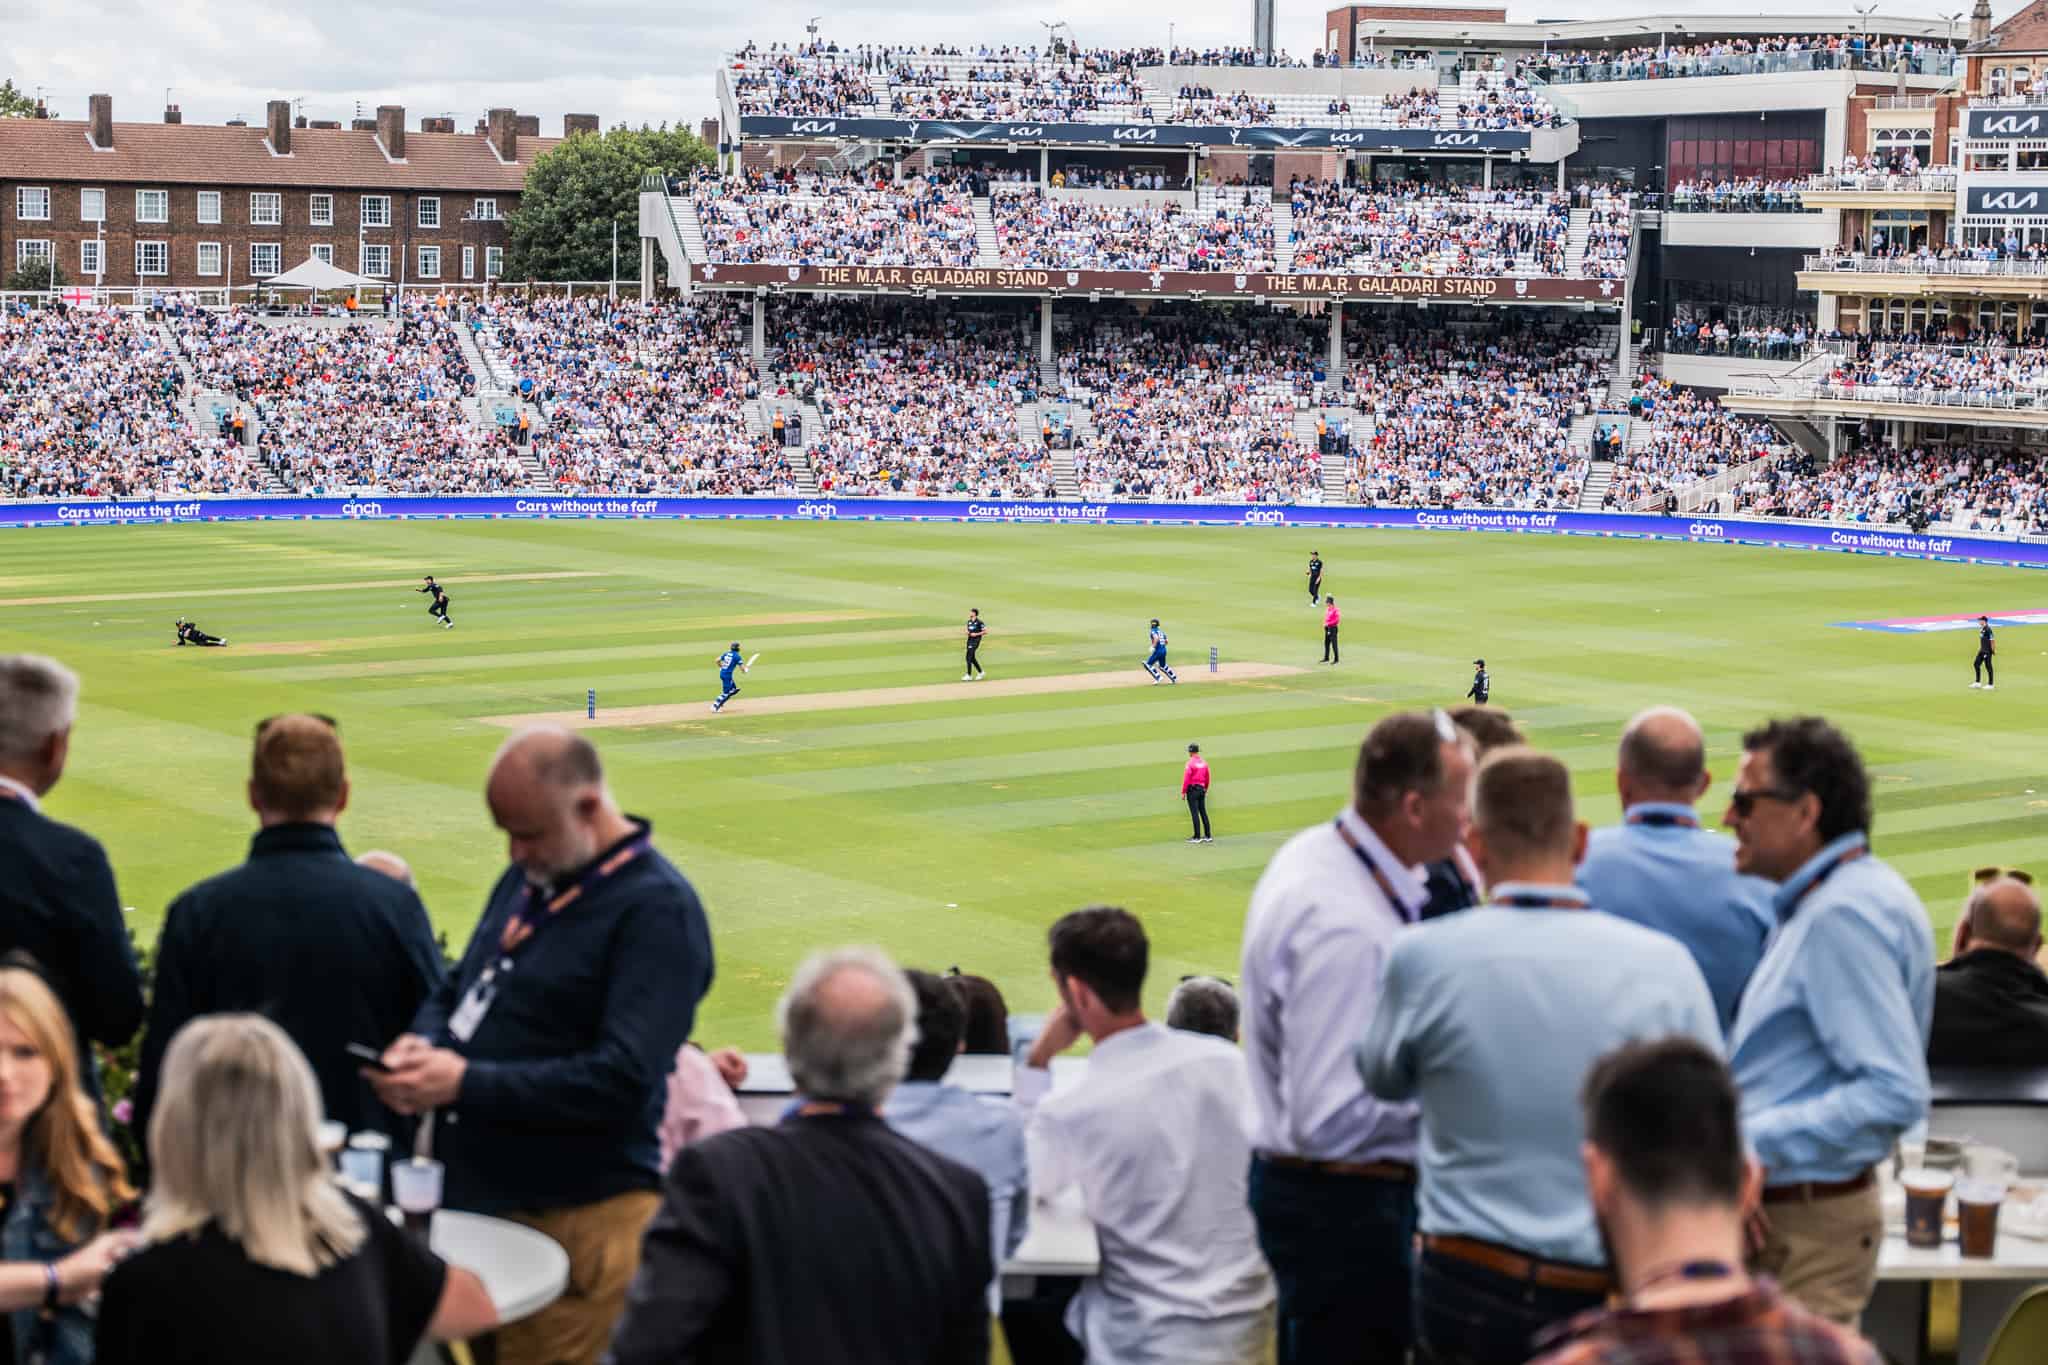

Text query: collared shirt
(1729, 832), (1933, 1183)
(1358, 886), (1719, 1266)
(1024, 1022), (1274, 1362)
(1182, 756), (1211, 794)
(0, 775), (40, 812)
(886, 1078), (1029, 1313)
(1241, 807), (1426, 1162)
(1577, 802), (1777, 1035)
(1527, 1281), (1881, 1365)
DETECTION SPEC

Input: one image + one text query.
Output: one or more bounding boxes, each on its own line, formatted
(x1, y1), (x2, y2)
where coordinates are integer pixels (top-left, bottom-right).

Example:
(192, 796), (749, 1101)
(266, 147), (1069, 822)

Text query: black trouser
(182, 632), (223, 647)
(965, 639), (981, 675)
(1323, 626), (1339, 663)
(1186, 785), (1211, 839)
(430, 599), (448, 621)
(1308, 575), (1321, 603)
(1976, 649), (1995, 684)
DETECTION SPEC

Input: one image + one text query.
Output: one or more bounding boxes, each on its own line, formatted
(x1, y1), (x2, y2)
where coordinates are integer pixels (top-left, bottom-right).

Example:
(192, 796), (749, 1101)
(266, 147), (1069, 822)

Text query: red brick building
(0, 96), (598, 290)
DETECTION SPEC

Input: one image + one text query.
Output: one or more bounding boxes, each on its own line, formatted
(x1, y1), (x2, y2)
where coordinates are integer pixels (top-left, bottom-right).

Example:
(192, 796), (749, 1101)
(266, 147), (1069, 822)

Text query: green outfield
(2, 518), (2042, 1047)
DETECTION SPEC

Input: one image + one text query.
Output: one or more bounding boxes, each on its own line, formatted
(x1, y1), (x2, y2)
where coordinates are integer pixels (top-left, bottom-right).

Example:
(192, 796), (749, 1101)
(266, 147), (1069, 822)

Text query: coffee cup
(1957, 1178), (2005, 1258)
(1901, 1168), (1954, 1249)
(1965, 1145), (2020, 1186)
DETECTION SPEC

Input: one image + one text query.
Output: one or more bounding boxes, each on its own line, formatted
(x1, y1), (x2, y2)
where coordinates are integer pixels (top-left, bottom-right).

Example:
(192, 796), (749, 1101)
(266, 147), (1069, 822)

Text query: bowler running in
(1143, 619), (1179, 684)
(712, 642), (749, 712)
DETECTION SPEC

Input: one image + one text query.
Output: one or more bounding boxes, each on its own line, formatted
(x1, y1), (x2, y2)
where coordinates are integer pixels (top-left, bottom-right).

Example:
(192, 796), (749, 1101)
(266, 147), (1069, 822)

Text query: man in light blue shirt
(1359, 748), (1720, 1365)
(883, 969), (1028, 1314)
(1723, 716), (1933, 1328)
(1576, 706), (1776, 1034)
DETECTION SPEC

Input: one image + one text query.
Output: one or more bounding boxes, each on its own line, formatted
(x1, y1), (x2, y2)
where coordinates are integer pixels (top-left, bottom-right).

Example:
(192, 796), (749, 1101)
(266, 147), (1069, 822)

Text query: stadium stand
(992, 186), (1276, 272)
(1286, 183), (1571, 277)
(1602, 376), (1786, 510)
(691, 171), (979, 269)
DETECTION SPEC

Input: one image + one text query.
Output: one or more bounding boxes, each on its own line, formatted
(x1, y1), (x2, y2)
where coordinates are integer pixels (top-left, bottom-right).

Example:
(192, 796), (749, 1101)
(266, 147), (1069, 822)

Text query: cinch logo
(1112, 127), (1159, 142)
(790, 119), (838, 134)
(794, 502), (838, 519)
(1687, 522), (1725, 539)
(341, 500), (383, 517)
(1982, 114), (2044, 136)
(1981, 191), (2043, 211)
(1005, 126), (1043, 137)
(1242, 509), (1287, 525)
(1431, 132), (1481, 147)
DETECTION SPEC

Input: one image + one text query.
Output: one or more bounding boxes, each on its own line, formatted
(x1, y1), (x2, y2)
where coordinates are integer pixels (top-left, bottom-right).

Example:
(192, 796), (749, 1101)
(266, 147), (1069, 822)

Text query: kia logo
(789, 119), (837, 134)
(1980, 191), (2042, 211)
(1431, 133), (1481, 147)
(1005, 126), (1043, 137)
(1981, 114), (2043, 135)
(1332, 132), (1366, 145)
(1112, 127), (1159, 142)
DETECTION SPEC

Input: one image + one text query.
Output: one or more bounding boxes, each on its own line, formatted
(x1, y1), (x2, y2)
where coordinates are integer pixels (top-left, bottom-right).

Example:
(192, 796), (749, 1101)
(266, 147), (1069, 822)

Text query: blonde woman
(0, 964), (139, 1365)
(95, 1016), (494, 1365)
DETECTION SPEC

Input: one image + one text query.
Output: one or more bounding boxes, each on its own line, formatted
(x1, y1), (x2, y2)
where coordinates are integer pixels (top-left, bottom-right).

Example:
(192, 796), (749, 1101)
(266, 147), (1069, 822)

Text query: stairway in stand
(972, 197), (1000, 268)
(1577, 460), (1615, 511)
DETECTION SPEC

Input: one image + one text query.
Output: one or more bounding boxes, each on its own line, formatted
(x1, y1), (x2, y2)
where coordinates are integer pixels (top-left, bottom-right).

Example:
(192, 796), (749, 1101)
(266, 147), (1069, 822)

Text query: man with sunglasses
(1722, 717), (1933, 1328)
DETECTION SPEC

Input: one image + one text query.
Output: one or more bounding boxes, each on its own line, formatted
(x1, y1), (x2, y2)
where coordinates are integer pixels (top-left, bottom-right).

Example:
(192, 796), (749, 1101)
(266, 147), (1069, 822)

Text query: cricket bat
(745, 652), (761, 672)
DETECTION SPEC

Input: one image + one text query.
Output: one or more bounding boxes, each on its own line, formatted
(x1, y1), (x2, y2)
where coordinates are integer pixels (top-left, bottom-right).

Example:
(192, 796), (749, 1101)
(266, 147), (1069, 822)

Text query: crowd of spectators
(1735, 443), (2048, 533)
(1060, 307), (1323, 502)
(993, 187), (1275, 272)
(1815, 343), (2048, 407)
(1663, 313), (1812, 358)
(1602, 375), (1784, 510)
(169, 302), (523, 495)
(0, 306), (263, 499)
(1580, 192), (1633, 278)
(478, 294), (796, 496)
(777, 298), (1053, 497)
(1665, 177), (1810, 212)
(730, 52), (879, 116)
(1288, 183), (1572, 276)
(1345, 319), (1605, 508)
(1524, 33), (1951, 83)
(692, 171), (978, 269)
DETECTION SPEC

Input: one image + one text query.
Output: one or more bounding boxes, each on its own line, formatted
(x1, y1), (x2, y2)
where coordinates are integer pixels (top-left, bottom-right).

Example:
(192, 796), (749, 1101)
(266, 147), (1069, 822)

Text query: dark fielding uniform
(964, 613), (986, 680)
(1466, 660), (1490, 704)
(174, 619), (226, 647)
(431, 587), (452, 628)
(1973, 618), (1996, 688)
(1306, 553), (1323, 604)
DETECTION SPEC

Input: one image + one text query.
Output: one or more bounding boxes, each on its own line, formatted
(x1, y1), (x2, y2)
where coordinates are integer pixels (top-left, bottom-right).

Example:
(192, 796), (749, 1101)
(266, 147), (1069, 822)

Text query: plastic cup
(339, 1147), (384, 1195)
(1957, 1179), (2005, 1258)
(1902, 1168), (1954, 1249)
(392, 1157), (443, 1238)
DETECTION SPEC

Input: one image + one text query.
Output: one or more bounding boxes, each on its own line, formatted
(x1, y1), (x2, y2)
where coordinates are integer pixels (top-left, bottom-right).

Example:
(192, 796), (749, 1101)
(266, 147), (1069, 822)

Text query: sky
(1, 0), (1996, 135)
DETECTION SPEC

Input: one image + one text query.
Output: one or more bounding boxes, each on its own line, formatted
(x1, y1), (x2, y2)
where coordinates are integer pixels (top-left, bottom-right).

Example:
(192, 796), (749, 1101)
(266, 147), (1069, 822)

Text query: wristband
(41, 1262), (57, 1312)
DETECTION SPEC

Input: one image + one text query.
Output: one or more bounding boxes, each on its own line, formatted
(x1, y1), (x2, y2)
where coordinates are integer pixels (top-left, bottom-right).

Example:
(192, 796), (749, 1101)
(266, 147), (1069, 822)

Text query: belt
(1761, 1168), (1875, 1205)
(1420, 1235), (1614, 1294)
(1257, 1153), (1414, 1182)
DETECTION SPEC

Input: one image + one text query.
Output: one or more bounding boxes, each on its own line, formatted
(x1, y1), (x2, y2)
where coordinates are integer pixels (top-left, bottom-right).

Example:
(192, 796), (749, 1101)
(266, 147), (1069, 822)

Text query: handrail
(1804, 254), (2048, 277)
(1794, 171), (1956, 192)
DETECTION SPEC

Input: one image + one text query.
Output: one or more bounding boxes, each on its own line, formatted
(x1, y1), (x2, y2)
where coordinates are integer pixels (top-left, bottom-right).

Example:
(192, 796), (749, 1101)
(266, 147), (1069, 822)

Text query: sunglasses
(253, 713), (340, 738)
(1179, 973), (1236, 989)
(1727, 785), (1804, 817)
(1973, 866), (2036, 887)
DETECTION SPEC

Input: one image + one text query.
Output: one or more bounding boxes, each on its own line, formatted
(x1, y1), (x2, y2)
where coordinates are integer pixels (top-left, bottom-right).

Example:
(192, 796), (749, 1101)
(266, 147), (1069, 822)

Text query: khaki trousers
(1749, 1181), (1883, 1328)
(489, 1189), (662, 1365)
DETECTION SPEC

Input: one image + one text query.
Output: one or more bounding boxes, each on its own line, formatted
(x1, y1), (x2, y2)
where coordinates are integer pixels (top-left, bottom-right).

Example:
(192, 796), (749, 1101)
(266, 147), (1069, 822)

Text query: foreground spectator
(656, 1044), (748, 1172)
(606, 948), (991, 1364)
(884, 968), (1028, 1311)
(947, 968), (1011, 1053)
(99, 1014), (495, 1364)
(0, 656), (145, 1103)
(135, 714), (444, 1138)
(1165, 975), (1239, 1042)
(1929, 875), (2048, 1066)
(1021, 906), (1275, 1363)
(1420, 705), (1523, 919)
(1360, 747), (1719, 1365)
(372, 727), (714, 1365)
(1576, 706), (1774, 1034)
(0, 963), (137, 1364)
(1242, 710), (1475, 1365)
(1526, 1039), (1881, 1365)
(1722, 717), (1932, 1327)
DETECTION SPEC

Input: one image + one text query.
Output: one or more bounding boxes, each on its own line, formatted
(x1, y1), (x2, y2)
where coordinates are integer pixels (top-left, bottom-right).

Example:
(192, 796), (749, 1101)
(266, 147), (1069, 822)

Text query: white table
(1001, 1197), (1100, 1291)
(1868, 1230), (2048, 1364)
(735, 1053), (1089, 1125)
(405, 1210), (571, 1364)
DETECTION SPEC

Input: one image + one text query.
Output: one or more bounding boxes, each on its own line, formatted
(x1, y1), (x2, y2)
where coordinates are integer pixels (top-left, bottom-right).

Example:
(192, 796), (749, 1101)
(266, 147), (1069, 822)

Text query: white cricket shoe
(1971, 682), (1984, 688)
(962, 674), (974, 681)
(1986, 684), (1996, 691)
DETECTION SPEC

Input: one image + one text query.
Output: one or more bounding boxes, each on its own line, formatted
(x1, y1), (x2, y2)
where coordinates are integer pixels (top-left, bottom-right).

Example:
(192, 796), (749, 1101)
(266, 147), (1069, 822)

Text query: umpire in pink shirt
(1322, 598), (1341, 664)
(1183, 744), (1214, 843)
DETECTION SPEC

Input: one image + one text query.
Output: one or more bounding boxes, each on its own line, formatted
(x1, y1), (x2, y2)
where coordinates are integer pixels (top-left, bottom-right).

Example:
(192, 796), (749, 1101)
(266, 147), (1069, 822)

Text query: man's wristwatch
(42, 1262), (59, 1312)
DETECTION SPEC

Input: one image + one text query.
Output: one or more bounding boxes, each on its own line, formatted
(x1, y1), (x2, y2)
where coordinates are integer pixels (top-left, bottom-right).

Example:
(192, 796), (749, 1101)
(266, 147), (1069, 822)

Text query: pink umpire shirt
(1183, 755), (1212, 794)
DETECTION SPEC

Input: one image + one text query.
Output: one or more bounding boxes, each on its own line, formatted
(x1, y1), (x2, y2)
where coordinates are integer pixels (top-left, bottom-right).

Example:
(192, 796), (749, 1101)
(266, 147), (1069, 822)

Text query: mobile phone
(347, 1042), (392, 1072)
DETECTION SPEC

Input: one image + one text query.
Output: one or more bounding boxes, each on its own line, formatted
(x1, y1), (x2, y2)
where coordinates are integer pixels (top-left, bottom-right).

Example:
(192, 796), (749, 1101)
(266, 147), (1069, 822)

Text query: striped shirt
(1528, 1282), (1880, 1365)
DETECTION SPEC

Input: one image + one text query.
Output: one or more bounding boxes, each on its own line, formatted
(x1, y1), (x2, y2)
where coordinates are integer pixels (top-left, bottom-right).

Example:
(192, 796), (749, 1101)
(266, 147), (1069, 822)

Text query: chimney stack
(487, 107), (517, 161)
(1971, 0), (1994, 45)
(310, 119), (341, 129)
(514, 113), (540, 137)
(267, 99), (291, 154)
(164, 104), (182, 124)
(351, 117), (377, 131)
(377, 104), (405, 159)
(700, 117), (720, 147)
(88, 94), (113, 149)
(421, 116), (456, 134)
(564, 113), (600, 138)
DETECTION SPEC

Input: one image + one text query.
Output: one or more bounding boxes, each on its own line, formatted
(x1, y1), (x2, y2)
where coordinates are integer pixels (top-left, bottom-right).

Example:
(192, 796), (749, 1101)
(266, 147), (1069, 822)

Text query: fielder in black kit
(418, 577), (453, 629)
(174, 618), (227, 647)
(963, 608), (986, 680)
(1306, 551), (1323, 604)
(1972, 615), (1996, 690)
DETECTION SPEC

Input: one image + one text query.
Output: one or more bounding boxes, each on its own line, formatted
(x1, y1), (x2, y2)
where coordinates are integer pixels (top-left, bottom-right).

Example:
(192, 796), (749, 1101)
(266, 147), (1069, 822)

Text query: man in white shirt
(1240, 709), (1474, 1365)
(1019, 906), (1275, 1365)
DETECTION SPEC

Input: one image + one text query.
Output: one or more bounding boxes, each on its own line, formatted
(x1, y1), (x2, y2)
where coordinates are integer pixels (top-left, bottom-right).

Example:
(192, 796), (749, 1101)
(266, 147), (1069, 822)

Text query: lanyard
(1626, 810), (1699, 829)
(1490, 890), (1590, 911)
(498, 834), (650, 955)
(1627, 1259), (1739, 1307)
(1334, 819), (1415, 924)
(778, 1100), (878, 1124)
(1782, 843), (1866, 919)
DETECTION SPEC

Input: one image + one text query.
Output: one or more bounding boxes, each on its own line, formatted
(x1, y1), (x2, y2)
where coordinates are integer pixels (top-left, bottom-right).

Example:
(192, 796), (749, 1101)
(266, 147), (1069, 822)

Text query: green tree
(5, 257), (64, 292)
(0, 80), (37, 119)
(506, 124), (712, 282)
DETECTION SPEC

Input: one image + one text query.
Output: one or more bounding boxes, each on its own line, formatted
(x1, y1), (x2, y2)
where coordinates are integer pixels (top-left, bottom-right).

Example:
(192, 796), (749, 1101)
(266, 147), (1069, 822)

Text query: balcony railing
(1875, 94), (1940, 110)
(1804, 253), (2048, 276)
(1793, 171), (1957, 193)
(1532, 48), (1960, 86)
(1751, 380), (2048, 410)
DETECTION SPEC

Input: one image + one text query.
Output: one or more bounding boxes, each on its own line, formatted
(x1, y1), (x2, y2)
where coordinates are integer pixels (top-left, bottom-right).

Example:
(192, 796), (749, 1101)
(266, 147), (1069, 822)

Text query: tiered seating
(479, 295), (794, 496)
(1603, 376), (1783, 509)
(783, 298), (1052, 498)
(0, 307), (262, 498)
(1736, 445), (2048, 533)
(1581, 193), (1633, 278)
(1816, 345), (2048, 407)
(1345, 320), (1604, 509)
(730, 51), (881, 116)
(691, 172), (977, 269)
(1288, 184), (1569, 276)
(1059, 308), (1323, 502)
(992, 187), (1275, 272)
(1526, 35), (1949, 83)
